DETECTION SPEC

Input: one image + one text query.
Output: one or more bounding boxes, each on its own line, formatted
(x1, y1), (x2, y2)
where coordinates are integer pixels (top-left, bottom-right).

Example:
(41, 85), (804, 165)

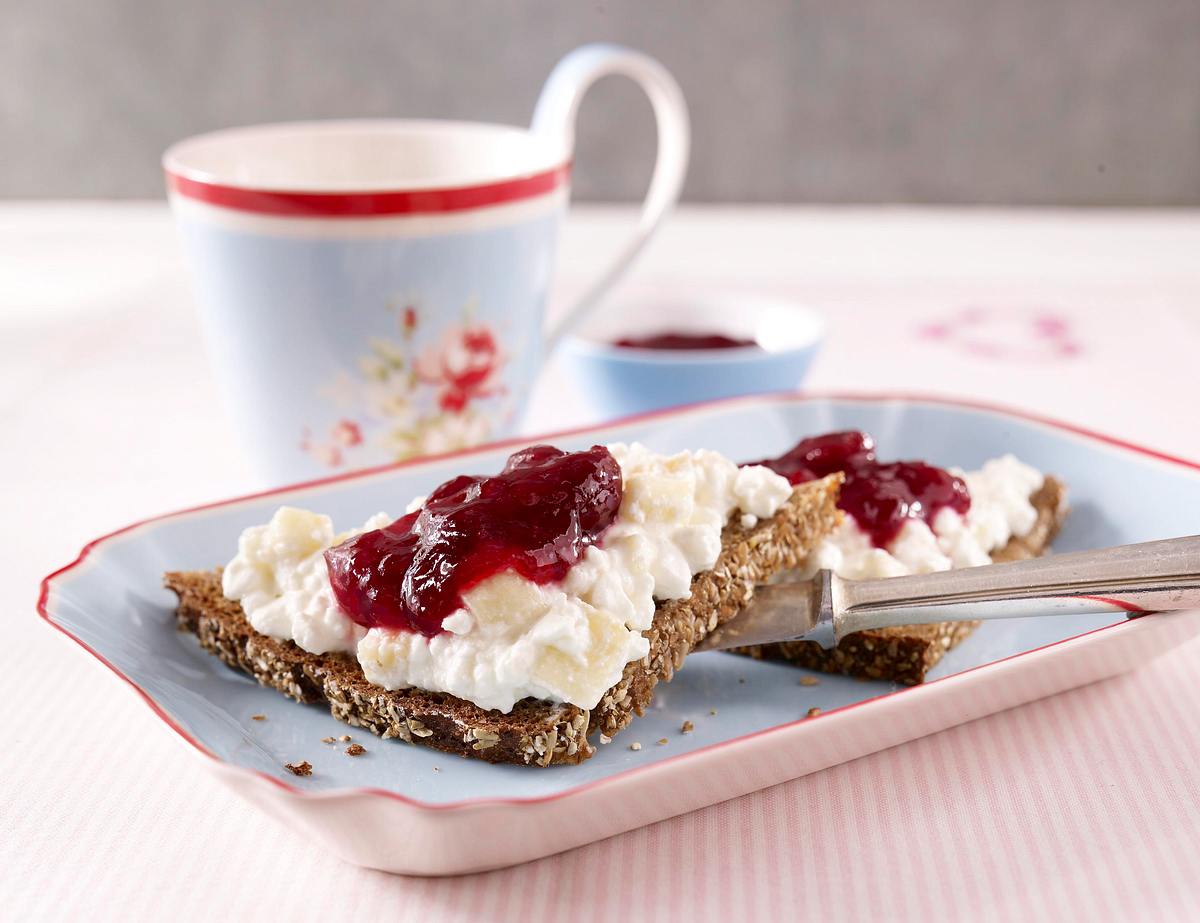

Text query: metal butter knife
(697, 535), (1200, 651)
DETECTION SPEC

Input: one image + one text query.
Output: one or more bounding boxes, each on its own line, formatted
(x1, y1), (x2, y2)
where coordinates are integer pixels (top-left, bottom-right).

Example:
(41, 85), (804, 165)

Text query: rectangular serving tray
(39, 394), (1200, 874)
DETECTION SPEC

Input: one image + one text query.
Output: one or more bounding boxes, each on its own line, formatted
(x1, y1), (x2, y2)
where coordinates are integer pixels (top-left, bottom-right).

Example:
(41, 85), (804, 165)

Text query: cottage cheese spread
(221, 507), (390, 654)
(222, 444), (792, 712)
(800, 454), (1043, 580)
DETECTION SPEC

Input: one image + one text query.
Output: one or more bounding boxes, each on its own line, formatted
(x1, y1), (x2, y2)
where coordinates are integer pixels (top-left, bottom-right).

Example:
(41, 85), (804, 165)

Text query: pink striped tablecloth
(6, 206), (1200, 921)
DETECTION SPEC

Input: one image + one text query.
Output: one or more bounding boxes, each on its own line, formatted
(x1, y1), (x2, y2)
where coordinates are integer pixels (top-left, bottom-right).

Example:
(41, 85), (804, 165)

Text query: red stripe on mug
(166, 163), (571, 217)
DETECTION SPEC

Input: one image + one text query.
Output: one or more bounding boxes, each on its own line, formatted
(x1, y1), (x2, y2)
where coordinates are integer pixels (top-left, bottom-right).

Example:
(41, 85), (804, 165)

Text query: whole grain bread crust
(165, 474), (842, 767)
(731, 475), (1069, 685)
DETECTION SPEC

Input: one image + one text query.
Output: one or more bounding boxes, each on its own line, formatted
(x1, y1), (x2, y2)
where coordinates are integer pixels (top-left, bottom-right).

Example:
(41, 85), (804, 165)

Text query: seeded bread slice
(731, 476), (1069, 685)
(164, 474), (842, 767)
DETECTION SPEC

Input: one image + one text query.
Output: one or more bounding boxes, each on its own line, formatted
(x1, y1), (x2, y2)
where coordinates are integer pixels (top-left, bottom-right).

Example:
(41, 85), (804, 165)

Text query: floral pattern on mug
(301, 302), (511, 468)
(415, 323), (506, 413)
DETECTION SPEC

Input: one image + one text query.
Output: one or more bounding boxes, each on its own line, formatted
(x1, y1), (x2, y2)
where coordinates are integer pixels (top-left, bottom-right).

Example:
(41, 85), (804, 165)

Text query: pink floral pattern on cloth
(918, 306), (1084, 361)
(301, 302), (511, 468)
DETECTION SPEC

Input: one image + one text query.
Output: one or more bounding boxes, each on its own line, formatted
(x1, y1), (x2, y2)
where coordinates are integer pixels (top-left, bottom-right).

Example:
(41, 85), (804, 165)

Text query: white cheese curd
(223, 444), (793, 713)
(221, 506), (390, 654)
(799, 454), (1044, 580)
(359, 444), (793, 711)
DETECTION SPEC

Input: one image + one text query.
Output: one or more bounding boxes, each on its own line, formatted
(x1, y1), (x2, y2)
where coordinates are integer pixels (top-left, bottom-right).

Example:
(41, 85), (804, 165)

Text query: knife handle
(834, 534), (1200, 640)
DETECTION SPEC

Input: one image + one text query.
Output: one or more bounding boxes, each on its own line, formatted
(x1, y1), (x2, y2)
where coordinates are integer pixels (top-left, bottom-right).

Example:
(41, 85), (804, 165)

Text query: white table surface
(5, 203), (1200, 920)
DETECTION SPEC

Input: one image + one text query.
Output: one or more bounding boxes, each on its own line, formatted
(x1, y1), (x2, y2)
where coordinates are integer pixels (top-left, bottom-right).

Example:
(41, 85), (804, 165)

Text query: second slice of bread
(731, 476), (1069, 685)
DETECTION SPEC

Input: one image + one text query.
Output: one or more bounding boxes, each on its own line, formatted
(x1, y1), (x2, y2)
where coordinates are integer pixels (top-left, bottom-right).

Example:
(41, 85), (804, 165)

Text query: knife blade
(696, 534), (1200, 652)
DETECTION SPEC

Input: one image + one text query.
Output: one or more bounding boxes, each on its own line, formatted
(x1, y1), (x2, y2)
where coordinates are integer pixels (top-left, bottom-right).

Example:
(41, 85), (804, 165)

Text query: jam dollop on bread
(748, 430), (970, 547)
(325, 445), (623, 636)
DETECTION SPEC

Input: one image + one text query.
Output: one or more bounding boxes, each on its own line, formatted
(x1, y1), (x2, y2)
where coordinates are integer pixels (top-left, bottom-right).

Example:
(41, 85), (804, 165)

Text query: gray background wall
(4, 0), (1199, 204)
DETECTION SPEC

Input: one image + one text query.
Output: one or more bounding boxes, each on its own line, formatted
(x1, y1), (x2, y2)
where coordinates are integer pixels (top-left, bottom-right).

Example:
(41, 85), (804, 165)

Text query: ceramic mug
(165, 43), (688, 485)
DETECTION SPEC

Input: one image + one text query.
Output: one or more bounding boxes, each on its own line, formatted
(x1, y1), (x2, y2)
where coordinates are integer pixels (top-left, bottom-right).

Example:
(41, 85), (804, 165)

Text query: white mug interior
(163, 119), (567, 191)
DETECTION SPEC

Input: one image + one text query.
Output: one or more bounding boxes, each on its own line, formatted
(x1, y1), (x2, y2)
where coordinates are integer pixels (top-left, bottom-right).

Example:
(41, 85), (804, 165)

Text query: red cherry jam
(614, 332), (759, 351)
(748, 431), (971, 548)
(325, 445), (623, 637)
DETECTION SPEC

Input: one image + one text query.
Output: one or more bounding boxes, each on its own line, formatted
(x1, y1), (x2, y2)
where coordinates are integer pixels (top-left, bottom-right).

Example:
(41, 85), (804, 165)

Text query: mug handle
(532, 43), (690, 351)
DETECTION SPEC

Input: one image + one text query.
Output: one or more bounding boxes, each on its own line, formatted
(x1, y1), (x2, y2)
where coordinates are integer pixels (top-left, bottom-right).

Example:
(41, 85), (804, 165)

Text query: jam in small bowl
(560, 292), (824, 418)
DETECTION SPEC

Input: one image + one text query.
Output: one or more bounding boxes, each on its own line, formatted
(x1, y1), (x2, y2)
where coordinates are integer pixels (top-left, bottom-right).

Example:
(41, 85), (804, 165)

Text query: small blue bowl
(560, 292), (825, 419)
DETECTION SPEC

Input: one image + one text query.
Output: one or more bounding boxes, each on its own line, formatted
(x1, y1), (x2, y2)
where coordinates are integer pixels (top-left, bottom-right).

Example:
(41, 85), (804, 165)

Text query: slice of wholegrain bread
(165, 474), (841, 767)
(731, 476), (1069, 685)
